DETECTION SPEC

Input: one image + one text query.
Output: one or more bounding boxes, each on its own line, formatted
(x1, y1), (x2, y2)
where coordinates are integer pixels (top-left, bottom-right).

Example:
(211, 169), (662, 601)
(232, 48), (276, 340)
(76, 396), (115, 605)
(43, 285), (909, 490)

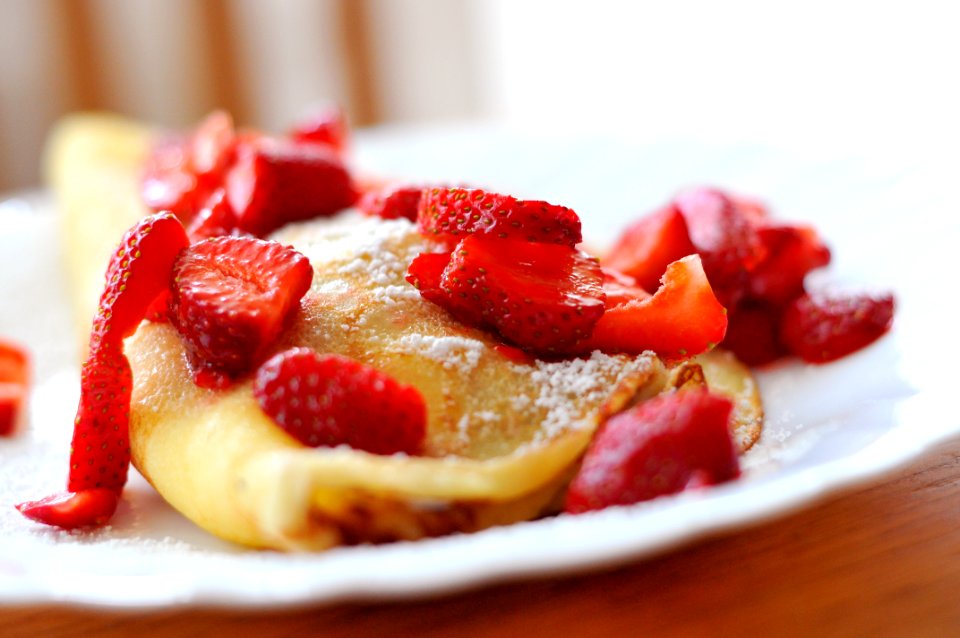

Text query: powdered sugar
(392, 334), (485, 375)
(277, 213), (431, 308)
(523, 350), (653, 442)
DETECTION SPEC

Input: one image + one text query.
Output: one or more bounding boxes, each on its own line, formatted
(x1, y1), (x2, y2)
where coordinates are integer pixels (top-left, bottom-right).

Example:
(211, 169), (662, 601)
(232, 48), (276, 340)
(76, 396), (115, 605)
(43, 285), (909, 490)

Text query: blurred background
(1, 0), (957, 193)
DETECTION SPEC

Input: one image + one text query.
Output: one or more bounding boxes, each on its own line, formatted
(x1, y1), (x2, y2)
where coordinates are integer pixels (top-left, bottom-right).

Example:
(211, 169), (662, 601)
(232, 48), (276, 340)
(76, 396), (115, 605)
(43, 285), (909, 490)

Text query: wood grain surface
(3, 436), (958, 638)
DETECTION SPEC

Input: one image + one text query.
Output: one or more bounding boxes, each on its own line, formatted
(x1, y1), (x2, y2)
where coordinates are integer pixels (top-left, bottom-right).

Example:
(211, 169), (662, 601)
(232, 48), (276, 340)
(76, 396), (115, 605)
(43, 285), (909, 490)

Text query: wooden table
(4, 437), (958, 637)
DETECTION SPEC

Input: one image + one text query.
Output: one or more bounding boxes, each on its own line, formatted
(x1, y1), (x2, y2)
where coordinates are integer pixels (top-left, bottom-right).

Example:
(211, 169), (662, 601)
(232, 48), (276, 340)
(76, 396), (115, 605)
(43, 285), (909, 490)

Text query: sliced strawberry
(226, 137), (357, 237)
(140, 112), (237, 223)
(565, 390), (739, 514)
(405, 251), (452, 306)
(581, 255), (727, 360)
(254, 349), (425, 455)
(89, 213), (190, 350)
(0, 339), (29, 436)
(169, 236), (313, 382)
(749, 223), (831, 304)
(417, 188), (582, 248)
(674, 187), (765, 307)
(15, 489), (120, 530)
(190, 110), (237, 178)
(780, 291), (895, 363)
(599, 268), (652, 306)
(601, 268), (652, 304)
(19, 214), (188, 529)
(185, 188), (239, 243)
(68, 348), (133, 491)
(722, 301), (786, 366)
(729, 194), (769, 224)
(141, 134), (201, 219)
(358, 185), (423, 222)
(603, 205), (697, 293)
(288, 103), (350, 153)
(436, 237), (605, 354)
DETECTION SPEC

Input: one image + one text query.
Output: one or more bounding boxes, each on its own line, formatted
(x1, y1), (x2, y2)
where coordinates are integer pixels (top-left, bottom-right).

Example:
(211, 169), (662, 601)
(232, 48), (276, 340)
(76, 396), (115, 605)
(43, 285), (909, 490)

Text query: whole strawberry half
(418, 187), (582, 248)
(565, 390), (739, 514)
(435, 236), (606, 354)
(226, 137), (357, 237)
(169, 236), (314, 382)
(358, 185), (424, 222)
(779, 291), (895, 363)
(254, 348), (426, 455)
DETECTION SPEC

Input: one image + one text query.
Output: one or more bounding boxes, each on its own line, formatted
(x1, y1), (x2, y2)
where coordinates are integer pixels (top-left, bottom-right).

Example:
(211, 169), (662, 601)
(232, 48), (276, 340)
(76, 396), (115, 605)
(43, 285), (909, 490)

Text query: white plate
(0, 127), (956, 609)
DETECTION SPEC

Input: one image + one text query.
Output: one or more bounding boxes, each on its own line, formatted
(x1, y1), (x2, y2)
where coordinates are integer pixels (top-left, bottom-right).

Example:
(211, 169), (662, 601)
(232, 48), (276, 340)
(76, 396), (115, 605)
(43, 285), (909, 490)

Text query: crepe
(45, 114), (762, 550)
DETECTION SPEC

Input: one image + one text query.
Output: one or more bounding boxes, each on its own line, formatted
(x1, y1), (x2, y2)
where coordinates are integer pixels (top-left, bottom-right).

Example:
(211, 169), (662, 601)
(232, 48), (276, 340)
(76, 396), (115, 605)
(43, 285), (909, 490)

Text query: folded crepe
(44, 114), (762, 550)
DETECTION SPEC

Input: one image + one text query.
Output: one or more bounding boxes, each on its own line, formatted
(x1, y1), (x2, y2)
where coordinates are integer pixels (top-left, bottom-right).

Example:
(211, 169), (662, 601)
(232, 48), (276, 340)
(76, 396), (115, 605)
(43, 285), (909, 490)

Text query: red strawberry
(674, 187), (765, 307)
(226, 137), (357, 237)
(580, 255), (727, 360)
(599, 268), (652, 307)
(780, 291), (895, 363)
(254, 349), (426, 455)
(140, 112), (237, 222)
(729, 194), (769, 223)
(358, 185), (423, 222)
(90, 213), (190, 351)
(0, 339), (29, 436)
(185, 188), (239, 243)
(603, 205), (697, 293)
(405, 251), (452, 307)
(141, 134), (201, 219)
(68, 348), (133, 491)
(18, 213), (189, 529)
(169, 236), (313, 382)
(437, 236), (605, 353)
(417, 188), (582, 248)
(288, 103), (350, 153)
(748, 223), (831, 304)
(565, 390), (739, 514)
(16, 488), (120, 530)
(722, 301), (786, 366)
(190, 110), (237, 178)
